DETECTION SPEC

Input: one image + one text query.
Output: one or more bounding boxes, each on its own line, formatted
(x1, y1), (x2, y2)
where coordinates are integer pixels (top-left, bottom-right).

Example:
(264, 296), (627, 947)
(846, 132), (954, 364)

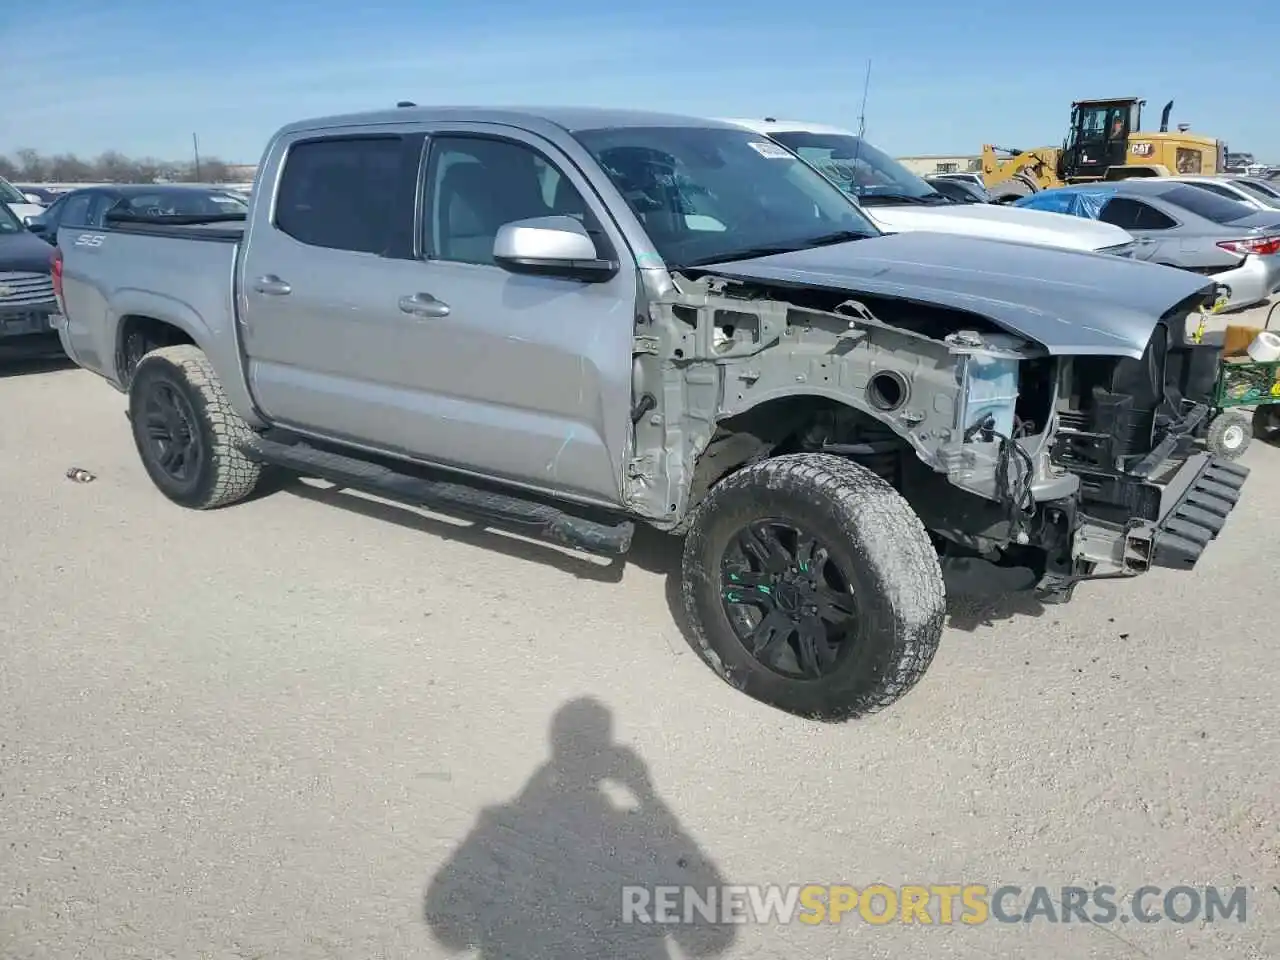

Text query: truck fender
(106, 289), (265, 429)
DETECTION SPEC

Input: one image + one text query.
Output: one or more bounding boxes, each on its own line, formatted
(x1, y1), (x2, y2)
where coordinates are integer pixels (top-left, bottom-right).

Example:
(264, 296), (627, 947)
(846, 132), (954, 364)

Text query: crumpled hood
(0, 228), (56, 274)
(866, 202), (1134, 252)
(698, 230), (1215, 359)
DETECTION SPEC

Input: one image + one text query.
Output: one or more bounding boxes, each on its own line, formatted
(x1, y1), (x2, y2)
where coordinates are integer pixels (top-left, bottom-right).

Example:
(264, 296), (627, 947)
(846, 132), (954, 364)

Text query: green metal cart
(1201, 301), (1280, 460)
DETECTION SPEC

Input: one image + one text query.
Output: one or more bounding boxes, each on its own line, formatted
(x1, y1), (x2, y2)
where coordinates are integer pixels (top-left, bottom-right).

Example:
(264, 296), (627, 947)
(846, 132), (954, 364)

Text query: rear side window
(1160, 185), (1254, 225)
(60, 194), (94, 226)
(1098, 197), (1177, 231)
(275, 136), (405, 254)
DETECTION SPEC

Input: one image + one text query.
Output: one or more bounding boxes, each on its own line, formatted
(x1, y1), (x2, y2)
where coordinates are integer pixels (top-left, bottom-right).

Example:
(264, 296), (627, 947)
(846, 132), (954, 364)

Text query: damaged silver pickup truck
(52, 106), (1248, 721)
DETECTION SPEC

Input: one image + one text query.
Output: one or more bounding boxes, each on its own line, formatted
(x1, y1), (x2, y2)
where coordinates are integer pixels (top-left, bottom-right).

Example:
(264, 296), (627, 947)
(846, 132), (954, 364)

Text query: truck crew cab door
(238, 123), (638, 510)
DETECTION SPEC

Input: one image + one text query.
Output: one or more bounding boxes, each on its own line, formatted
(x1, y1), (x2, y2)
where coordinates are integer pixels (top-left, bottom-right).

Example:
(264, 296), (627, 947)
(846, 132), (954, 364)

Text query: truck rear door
(237, 123), (638, 507)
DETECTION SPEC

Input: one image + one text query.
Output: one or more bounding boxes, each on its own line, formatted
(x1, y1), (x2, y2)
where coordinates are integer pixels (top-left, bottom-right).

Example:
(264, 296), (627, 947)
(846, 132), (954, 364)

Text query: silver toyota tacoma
(53, 106), (1249, 722)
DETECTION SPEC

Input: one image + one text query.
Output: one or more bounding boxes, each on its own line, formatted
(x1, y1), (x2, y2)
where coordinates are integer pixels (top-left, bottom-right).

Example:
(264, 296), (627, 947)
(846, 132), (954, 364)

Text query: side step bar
(240, 434), (635, 557)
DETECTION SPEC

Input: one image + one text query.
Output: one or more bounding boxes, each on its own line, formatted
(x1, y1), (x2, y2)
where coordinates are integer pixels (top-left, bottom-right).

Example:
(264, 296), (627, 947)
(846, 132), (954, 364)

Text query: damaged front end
(626, 264), (1248, 604)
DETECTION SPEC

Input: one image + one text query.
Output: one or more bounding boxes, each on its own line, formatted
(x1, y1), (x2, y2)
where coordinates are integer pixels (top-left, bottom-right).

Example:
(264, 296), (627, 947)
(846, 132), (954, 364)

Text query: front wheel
(680, 453), (946, 722)
(1206, 410), (1252, 460)
(128, 344), (262, 509)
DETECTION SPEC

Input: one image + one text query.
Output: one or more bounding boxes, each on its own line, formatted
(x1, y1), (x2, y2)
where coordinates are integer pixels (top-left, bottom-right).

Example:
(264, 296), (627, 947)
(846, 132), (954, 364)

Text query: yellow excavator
(982, 97), (1229, 203)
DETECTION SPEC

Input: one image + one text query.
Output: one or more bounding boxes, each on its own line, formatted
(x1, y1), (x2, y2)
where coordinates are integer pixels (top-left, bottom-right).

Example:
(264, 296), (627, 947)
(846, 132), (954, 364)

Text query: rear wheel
(680, 453), (946, 722)
(128, 344), (262, 509)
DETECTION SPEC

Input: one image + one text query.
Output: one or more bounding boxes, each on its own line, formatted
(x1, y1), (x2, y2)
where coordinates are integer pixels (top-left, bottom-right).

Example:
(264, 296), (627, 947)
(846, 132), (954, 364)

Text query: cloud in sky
(2, 0), (1276, 164)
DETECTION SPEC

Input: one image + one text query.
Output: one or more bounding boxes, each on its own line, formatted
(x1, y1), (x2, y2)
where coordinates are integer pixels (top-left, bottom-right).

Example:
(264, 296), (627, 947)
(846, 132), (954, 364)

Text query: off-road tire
(680, 453), (946, 722)
(128, 344), (262, 509)
(1206, 410), (1252, 461)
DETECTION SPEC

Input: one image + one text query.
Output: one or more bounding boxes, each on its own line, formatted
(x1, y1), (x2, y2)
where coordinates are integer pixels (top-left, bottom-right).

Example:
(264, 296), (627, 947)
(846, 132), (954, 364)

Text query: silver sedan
(1014, 178), (1280, 311)
(1164, 174), (1280, 211)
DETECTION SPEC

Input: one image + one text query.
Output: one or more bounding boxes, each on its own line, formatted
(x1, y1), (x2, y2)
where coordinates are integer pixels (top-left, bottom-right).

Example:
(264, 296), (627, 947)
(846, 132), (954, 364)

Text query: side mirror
(492, 216), (617, 282)
(23, 193), (44, 205)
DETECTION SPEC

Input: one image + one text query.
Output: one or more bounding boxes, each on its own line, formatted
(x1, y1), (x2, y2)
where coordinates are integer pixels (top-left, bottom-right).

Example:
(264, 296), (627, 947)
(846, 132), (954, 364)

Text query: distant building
(897, 155), (983, 177)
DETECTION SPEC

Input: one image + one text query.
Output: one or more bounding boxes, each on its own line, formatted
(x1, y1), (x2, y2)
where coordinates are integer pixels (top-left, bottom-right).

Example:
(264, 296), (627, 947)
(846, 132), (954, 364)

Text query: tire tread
(132, 344), (261, 509)
(680, 452), (946, 721)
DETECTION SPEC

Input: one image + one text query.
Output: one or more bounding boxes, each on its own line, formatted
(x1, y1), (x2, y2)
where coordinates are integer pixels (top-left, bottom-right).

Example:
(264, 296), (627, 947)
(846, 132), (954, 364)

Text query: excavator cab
(1059, 98), (1144, 181)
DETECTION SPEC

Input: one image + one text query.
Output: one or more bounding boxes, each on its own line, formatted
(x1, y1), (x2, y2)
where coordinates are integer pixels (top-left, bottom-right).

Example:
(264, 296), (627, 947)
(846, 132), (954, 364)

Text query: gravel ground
(2, 301), (1278, 959)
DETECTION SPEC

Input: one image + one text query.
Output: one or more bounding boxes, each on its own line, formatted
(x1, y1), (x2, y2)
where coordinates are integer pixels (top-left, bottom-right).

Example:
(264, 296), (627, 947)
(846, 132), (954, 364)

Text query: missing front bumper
(1146, 455), (1249, 571)
(1072, 453), (1249, 581)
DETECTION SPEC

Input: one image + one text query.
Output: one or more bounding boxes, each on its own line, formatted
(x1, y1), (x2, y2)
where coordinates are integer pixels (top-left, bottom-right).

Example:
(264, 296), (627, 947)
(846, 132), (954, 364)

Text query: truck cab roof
(274, 106), (748, 139)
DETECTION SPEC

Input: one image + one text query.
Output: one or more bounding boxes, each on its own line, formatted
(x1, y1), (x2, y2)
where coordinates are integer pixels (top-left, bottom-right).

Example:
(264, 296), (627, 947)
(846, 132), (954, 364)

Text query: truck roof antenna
(848, 60), (872, 189)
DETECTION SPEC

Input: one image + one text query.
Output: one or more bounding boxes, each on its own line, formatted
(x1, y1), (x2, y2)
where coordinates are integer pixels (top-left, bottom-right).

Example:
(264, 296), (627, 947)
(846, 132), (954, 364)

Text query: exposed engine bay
(627, 269), (1245, 601)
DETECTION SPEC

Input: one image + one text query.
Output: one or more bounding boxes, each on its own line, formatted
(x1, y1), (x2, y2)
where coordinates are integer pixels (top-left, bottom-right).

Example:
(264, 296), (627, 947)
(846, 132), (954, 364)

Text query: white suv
(722, 118), (1138, 256)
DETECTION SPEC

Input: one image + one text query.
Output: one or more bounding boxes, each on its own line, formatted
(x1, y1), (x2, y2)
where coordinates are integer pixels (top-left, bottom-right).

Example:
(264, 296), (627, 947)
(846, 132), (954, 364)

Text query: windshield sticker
(747, 140), (793, 159)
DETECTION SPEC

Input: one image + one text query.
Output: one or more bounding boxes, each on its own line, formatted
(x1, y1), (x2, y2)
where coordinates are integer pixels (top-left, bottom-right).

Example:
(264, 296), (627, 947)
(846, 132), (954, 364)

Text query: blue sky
(2, 0), (1276, 165)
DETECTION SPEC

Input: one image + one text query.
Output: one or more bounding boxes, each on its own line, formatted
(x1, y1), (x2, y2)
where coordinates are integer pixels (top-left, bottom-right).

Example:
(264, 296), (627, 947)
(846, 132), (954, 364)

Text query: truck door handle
(253, 275), (292, 296)
(398, 293), (450, 318)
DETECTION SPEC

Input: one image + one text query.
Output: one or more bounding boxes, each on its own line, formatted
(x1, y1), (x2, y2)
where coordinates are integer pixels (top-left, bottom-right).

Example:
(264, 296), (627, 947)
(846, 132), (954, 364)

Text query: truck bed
(106, 218), (245, 243)
(55, 221), (243, 388)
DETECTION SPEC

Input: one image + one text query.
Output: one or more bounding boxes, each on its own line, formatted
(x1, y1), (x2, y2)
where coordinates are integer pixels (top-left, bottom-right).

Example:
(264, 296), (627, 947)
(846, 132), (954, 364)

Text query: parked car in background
(1014, 180), (1280, 311)
(13, 185), (60, 206)
(0, 177), (45, 222)
(925, 175), (990, 204)
(1163, 175), (1280, 212)
(722, 118), (1137, 255)
(930, 172), (986, 190)
(1231, 176), (1280, 207)
(0, 199), (61, 358)
(25, 184), (248, 244)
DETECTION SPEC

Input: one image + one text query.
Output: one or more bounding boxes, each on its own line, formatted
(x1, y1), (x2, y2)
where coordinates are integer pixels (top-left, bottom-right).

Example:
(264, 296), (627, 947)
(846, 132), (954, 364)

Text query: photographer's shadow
(423, 697), (736, 960)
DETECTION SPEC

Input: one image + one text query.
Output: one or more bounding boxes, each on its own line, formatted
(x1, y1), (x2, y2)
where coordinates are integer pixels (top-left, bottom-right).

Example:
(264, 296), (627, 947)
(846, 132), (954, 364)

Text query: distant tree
(95, 150), (137, 183)
(14, 148), (46, 181)
(0, 148), (250, 184)
(48, 154), (95, 181)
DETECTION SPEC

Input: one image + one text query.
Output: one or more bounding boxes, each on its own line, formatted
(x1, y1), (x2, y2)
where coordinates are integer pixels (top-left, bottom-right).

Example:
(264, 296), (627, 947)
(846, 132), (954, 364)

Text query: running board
(240, 434), (636, 557)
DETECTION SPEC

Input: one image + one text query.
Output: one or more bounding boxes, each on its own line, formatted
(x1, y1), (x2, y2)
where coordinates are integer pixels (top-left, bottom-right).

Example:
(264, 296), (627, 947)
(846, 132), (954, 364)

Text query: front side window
(275, 136), (405, 254)
(573, 125), (878, 268)
(423, 135), (592, 267)
(0, 178), (26, 205)
(1098, 197), (1177, 231)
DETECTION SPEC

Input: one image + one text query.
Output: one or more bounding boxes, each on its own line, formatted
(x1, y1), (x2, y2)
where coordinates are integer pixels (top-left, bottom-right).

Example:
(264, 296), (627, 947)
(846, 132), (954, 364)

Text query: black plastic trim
(1150, 455), (1249, 570)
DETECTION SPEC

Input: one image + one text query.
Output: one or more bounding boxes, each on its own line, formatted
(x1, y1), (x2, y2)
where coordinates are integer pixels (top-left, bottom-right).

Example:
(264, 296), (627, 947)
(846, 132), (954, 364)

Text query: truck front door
(237, 124), (637, 509)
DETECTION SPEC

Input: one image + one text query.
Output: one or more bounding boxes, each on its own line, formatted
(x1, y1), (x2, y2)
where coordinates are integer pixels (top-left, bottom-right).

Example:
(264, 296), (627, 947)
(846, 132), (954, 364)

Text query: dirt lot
(1, 302), (1277, 959)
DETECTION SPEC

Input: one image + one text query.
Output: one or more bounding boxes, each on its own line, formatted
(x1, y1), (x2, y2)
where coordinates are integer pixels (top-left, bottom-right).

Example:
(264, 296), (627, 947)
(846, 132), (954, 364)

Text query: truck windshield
(764, 131), (949, 206)
(571, 125), (880, 269)
(0, 178), (27, 205)
(0, 200), (22, 233)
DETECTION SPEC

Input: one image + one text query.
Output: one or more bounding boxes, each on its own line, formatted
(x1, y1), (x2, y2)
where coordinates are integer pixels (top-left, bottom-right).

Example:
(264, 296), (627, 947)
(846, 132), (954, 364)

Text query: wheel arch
(685, 393), (916, 519)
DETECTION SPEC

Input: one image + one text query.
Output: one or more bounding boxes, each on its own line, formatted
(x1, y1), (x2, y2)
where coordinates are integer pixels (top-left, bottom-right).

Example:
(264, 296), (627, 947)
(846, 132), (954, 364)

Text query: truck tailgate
(56, 224), (241, 383)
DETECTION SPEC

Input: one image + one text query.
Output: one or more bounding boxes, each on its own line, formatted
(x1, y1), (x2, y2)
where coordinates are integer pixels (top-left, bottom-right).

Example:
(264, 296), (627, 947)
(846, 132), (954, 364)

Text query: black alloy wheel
(720, 520), (859, 680)
(140, 377), (204, 485)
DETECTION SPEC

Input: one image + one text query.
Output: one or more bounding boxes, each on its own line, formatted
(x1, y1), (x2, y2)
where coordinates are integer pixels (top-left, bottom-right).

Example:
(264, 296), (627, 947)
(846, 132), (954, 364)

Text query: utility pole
(192, 132), (202, 183)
